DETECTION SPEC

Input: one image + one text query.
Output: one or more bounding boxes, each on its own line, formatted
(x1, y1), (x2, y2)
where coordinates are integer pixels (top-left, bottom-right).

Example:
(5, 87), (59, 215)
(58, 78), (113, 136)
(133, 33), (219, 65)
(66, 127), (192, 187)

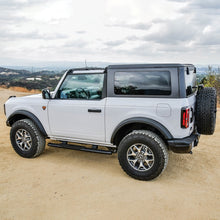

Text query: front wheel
(118, 130), (168, 181)
(10, 119), (45, 158)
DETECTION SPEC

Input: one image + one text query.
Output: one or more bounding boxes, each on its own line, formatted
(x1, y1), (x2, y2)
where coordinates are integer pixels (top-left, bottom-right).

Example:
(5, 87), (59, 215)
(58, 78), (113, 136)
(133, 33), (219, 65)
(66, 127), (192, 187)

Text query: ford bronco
(4, 64), (217, 180)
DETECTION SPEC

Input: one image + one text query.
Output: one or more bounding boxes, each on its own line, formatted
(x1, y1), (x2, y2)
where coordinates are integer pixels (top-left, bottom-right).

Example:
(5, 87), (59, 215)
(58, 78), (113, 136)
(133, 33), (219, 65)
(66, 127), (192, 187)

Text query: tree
(201, 65), (217, 88)
(200, 65), (219, 105)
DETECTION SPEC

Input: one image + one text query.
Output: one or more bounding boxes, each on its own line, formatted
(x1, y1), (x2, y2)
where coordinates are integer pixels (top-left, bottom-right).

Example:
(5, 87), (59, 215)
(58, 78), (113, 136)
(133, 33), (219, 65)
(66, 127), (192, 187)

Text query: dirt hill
(0, 88), (219, 220)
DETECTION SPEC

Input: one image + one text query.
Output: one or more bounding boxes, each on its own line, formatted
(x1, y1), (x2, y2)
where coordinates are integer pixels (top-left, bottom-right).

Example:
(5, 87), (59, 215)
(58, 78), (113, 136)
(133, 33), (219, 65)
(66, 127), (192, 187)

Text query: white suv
(4, 64), (217, 180)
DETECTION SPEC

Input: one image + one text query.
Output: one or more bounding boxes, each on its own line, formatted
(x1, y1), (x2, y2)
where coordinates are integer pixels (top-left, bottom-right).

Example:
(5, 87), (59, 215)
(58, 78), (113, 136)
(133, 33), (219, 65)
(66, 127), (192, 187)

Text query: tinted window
(57, 73), (104, 99)
(114, 71), (171, 95)
(185, 69), (196, 97)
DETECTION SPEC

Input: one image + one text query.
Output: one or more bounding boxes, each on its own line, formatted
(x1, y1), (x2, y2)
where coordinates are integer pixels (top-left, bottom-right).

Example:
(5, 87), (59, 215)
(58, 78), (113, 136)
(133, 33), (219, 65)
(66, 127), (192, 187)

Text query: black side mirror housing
(42, 89), (51, 99)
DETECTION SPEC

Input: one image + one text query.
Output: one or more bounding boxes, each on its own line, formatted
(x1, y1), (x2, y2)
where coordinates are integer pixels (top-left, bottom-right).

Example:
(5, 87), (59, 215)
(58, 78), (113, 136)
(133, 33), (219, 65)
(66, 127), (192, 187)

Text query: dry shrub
(9, 86), (40, 94)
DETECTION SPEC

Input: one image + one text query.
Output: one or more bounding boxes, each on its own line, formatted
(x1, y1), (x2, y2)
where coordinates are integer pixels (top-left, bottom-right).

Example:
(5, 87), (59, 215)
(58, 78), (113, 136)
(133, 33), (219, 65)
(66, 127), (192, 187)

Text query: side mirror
(42, 89), (51, 99)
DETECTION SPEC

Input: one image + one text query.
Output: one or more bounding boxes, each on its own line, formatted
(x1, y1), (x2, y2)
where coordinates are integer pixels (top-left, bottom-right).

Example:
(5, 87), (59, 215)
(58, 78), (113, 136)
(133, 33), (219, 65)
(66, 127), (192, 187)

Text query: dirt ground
(0, 88), (219, 220)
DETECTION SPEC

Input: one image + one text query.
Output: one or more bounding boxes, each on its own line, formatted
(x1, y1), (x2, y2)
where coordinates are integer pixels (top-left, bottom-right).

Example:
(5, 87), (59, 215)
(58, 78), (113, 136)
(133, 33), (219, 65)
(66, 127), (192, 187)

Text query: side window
(57, 73), (104, 100)
(185, 68), (196, 97)
(114, 71), (171, 95)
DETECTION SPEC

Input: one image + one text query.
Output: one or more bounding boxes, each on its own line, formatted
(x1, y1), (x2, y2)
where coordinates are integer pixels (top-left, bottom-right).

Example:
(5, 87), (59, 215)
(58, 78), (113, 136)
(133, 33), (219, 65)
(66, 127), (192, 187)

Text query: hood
(21, 93), (42, 99)
(5, 93), (42, 105)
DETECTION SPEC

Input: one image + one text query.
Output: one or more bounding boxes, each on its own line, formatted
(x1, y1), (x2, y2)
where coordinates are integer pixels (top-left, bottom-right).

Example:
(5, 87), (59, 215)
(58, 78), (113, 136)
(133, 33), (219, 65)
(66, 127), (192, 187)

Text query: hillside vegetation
(199, 65), (220, 103)
(0, 67), (63, 90)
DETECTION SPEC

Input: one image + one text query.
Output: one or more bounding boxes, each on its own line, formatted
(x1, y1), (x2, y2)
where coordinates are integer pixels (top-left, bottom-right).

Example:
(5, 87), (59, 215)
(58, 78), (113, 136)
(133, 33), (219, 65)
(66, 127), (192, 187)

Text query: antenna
(85, 59), (87, 68)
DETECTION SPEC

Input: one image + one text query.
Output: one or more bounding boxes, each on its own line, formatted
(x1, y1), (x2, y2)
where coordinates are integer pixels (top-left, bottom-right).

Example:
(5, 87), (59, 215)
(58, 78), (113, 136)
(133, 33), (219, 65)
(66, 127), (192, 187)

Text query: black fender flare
(6, 110), (47, 137)
(111, 117), (173, 144)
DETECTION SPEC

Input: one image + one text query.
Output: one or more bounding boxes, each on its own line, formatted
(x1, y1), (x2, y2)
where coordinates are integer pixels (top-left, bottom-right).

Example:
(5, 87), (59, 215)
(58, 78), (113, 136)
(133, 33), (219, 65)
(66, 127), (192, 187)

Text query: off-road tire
(196, 87), (217, 135)
(10, 119), (45, 158)
(118, 130), (168, 181)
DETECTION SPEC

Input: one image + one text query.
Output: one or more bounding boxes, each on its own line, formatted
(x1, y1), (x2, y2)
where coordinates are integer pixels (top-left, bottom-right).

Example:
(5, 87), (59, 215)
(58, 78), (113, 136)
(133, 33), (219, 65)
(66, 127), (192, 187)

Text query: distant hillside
(0, 67), (30, 75)
(0, 66), (63, 90)
(1, 61), (112, 72)
(0, 67), (60, 75)
(196, 65), (220, 76)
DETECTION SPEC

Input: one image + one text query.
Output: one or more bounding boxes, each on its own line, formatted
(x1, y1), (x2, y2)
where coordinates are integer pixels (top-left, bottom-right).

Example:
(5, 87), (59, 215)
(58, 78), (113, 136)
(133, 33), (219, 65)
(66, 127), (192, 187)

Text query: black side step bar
(48, 142), (113, 155)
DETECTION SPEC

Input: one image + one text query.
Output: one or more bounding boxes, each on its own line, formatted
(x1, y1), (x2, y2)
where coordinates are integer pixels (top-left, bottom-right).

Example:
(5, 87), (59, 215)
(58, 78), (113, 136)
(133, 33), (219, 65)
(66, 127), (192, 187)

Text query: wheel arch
(6, 110), (47, 137)
(111, 117), (173, 147)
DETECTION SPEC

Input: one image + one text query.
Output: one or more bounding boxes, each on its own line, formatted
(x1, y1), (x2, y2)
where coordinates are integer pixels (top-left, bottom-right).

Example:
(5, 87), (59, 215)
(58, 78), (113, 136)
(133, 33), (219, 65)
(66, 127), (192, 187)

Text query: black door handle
(88, 109), (102, 113)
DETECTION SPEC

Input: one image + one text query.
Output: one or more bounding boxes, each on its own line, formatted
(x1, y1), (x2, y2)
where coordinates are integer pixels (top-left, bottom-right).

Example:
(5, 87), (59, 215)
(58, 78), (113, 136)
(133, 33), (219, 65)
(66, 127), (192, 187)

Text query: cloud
(138, 0), (220, 49)
(62, 39), (89, 48)
(191, 0), (220, 9)
(142, 19), (197, 44)
(198, 26), (220, 45)
(167, 0), (188, 2)
(0, 0), (52, 7)
(0, 3), (27, 24)
(76, 30), (86, 34)
(0, 29), (67, 40)
(107, 21), (151, 30)
(0, 14), (27, 24)
(104, 40), (125, 47)
(0, 0), (220, 64)
(126, 35), (140, 41)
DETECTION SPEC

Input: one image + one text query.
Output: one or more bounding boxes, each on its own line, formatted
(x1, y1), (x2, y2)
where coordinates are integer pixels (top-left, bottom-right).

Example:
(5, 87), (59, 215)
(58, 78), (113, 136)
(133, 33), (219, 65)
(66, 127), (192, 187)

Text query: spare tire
(196, 87), (217, 135)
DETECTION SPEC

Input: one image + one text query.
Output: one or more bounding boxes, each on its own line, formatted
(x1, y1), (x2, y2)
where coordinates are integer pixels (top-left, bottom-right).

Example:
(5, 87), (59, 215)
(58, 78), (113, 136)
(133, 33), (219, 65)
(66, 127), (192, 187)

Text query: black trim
(111, 117), (173, 143)
(102, 72), (107, 99)
(88, 109), (102, 113)
(3, 104), (6, 115)
(48, 142), (112, 155)
(6, 110), (47, 137)
(194, 67), (196, 73)
(178, 67), (186, 98)
(69, 67), (105, 73)
(186, 67), (190, 75)
(9, 95), (16, 99)
(107, 64), (194, 69)
(167, 133), (200, 153)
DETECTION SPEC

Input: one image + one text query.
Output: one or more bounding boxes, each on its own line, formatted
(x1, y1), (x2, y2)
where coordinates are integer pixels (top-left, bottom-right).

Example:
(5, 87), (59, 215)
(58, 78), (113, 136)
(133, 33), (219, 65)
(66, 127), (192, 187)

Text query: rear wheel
(10, 119), (45, 158)
(118, 130), (168, 181)
(196, 87), (217, 135)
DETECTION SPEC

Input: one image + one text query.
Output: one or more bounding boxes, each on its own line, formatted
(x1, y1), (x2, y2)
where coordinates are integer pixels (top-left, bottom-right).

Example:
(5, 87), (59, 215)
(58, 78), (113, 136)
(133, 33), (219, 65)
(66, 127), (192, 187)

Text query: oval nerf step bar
(48, 142), (113, 155)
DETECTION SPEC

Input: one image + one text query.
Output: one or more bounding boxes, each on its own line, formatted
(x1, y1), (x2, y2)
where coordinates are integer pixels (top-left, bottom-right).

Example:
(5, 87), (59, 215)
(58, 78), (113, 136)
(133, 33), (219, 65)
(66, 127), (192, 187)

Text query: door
(48, 72), (106, 142)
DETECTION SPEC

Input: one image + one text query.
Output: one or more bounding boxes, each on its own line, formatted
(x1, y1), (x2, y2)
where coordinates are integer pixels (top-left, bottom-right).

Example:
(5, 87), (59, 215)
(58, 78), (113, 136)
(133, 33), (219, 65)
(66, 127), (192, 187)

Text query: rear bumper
(167, 133), (200, 153)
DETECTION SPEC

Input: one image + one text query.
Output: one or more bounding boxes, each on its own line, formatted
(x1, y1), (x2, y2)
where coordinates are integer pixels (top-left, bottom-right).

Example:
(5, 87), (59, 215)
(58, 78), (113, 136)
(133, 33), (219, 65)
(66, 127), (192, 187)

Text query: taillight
(181, 107), (190, 128)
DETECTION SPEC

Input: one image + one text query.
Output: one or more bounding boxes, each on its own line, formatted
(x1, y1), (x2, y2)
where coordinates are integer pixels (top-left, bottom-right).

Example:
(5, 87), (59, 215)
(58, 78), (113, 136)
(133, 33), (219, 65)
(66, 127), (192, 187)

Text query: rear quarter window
(114, 71), (171, 95)
(185, 68), (196, 97)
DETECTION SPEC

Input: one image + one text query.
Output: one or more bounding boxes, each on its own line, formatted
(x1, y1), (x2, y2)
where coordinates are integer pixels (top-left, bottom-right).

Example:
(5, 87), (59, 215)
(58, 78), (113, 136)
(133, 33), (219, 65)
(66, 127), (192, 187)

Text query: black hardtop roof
(68, 63), (194, 73)
(107, 63), (194, 69)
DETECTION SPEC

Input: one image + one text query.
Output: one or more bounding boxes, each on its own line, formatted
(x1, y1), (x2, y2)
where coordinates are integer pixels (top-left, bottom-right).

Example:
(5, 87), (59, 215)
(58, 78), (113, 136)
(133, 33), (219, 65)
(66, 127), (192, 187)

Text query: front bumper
(167, 133), (200, 153)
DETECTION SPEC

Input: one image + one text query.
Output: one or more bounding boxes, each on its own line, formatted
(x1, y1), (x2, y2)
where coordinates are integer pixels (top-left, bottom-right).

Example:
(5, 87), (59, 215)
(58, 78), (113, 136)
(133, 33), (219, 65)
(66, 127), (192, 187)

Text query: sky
(0, 0), (220, 65)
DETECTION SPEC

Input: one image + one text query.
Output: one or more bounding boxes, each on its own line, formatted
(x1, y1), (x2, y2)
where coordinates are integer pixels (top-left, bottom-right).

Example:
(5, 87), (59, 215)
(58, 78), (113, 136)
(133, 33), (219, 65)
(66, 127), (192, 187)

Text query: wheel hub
(15, 129), (32, 151)
(126, 143), (154, 171)
(136, 152), (145, 161)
